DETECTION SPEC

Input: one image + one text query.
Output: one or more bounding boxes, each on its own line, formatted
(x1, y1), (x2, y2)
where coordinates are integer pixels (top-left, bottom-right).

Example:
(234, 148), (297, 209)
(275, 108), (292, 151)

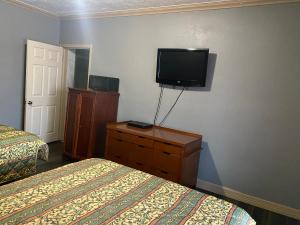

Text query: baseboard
(197, 179), (300, 220)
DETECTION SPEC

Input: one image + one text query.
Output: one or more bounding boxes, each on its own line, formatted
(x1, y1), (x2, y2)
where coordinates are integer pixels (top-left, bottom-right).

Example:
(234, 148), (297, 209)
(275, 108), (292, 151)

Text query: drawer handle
(138, 136), (145, 139)
(116, 138), (123, 142)
(115, 155), (121, 159)
(117, 131), (122, 134)
(163, 151), (171, 155)
(136, 162), (143, 166)
(138, 145), (145, 148)
(163, 142), (172, 146)
(160, 170), (168, 174)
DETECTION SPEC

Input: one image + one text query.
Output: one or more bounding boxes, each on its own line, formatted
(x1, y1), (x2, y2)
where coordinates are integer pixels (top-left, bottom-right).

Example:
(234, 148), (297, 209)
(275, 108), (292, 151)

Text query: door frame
(59, 44), (93, 141)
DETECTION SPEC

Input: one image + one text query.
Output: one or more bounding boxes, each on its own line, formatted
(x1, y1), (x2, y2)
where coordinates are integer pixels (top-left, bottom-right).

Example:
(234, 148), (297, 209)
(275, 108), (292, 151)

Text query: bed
(0, 158), (255, 224)
(0, 124), (48, 184)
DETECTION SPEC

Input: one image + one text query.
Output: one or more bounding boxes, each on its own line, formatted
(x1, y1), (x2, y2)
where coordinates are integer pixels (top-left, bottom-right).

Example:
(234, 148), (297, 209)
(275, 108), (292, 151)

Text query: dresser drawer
(154, 142), (181, 174)
(109, 130), (136, 143)
(109, 130), (154, 148)
(130, 161), (151, 174)
(155, 142), (181, 156)
(154, 154), (180, 174)
(129, 145), (153, 166)
(134, 136), (153, 148)
(107, 153), (125, 165)
(107, 137), (135, 162)
(153, 169), (178, 182)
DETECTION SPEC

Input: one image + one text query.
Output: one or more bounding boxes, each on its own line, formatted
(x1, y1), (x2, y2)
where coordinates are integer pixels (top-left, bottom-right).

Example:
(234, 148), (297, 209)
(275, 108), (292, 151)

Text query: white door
(24, 40), (63, 143)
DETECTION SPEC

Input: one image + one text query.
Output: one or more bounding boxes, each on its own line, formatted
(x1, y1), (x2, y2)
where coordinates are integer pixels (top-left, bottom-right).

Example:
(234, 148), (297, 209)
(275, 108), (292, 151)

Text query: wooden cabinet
(64, 88), (119, 159)
(105, 122), (202, 187)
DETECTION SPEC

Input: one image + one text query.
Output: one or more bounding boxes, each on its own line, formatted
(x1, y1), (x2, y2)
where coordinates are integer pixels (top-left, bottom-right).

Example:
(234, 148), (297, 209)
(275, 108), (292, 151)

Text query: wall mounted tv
(156, 48), (209, 87)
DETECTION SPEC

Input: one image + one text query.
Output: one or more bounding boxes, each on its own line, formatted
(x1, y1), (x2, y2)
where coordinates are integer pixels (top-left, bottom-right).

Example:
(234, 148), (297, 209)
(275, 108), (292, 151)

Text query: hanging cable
(153, 86), (164, 125)
(159, 87), (185, 126)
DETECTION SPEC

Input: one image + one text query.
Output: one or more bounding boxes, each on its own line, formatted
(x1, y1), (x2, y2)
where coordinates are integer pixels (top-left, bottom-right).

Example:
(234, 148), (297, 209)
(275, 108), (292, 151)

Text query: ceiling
(10, 0), (224, 16)
(7, 0), (300, 18)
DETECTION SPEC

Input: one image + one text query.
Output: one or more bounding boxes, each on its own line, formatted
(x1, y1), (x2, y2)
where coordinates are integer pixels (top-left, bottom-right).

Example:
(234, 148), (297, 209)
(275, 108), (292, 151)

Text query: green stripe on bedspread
(0, 125), (48, 184)
(0, 159), (101, 196)
(0, 158), (255, 225)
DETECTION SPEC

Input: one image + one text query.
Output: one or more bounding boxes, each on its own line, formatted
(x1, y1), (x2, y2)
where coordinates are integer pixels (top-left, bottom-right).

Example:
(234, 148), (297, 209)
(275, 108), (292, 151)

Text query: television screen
(89, 75), (119, 92)
(156, 48), (209, 86)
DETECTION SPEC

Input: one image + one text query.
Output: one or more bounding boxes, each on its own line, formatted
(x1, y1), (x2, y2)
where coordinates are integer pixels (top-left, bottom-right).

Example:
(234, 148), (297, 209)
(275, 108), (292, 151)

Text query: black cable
(153, 86), (164, 125)
(159, 87), (185, 126)
(154, 86), (164, 125)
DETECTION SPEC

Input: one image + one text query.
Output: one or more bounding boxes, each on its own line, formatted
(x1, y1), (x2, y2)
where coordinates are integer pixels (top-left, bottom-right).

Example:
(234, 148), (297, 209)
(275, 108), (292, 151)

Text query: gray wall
(74, 49), (90, 89)
(0, 1), (60, 129)
(60, 3), (300, 209)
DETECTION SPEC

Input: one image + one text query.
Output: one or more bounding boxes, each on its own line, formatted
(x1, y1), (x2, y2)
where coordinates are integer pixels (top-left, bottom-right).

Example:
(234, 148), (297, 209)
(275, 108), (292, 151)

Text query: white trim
(197, 179), (300, 220)
(4, 0), (58, 17)
(58, 48), (68, 141)
(61, 0), (300, 20)
(5, 0), (300, 19)
(61, 44), (93, 88)
(61, 44), (93, 50)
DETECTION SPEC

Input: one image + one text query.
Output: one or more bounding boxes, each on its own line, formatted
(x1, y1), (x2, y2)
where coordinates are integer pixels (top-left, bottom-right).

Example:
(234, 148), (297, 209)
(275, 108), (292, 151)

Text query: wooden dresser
(105, 122), (202, 187)
(64, 88), (119, 159)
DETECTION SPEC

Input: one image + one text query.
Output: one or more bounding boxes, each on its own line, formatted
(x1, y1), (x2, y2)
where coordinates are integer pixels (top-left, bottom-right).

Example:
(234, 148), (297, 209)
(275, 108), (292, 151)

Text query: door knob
(28, 101), (33, 105)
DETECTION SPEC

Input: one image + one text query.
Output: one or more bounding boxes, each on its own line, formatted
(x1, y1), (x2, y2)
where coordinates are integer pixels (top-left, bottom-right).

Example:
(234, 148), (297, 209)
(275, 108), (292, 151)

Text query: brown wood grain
(105, 122), (202, 187)
(64, 88), (119, 159)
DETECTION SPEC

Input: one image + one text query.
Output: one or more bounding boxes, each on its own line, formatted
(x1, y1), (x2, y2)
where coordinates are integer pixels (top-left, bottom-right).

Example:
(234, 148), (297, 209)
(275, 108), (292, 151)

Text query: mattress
(0, 124), (48, 184)
(0, 158), (255, 225)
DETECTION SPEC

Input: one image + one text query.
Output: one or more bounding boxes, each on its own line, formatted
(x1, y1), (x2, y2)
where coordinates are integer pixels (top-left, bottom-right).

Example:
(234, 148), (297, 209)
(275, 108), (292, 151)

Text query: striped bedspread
(0, 124), (48, 184)
(0, 158), (255, 225)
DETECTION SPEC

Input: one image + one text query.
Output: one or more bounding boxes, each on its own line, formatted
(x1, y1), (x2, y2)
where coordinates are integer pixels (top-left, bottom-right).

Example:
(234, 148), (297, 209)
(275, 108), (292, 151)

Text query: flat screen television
(156, 48), (209, 87)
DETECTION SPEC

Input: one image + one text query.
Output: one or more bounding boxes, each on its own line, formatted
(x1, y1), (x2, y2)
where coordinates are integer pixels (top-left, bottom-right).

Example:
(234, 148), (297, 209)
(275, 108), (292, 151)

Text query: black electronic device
(127, 121), (153, 129)
(89, 75), (119, 92)
(156, 48), (209, 87)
